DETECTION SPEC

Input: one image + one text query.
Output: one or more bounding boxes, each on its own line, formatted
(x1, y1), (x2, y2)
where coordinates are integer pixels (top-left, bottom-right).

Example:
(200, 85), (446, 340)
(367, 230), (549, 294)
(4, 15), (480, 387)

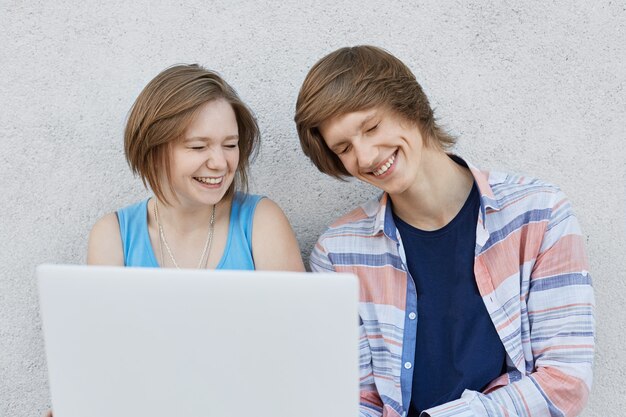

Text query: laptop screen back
(38, 265), (359, 417)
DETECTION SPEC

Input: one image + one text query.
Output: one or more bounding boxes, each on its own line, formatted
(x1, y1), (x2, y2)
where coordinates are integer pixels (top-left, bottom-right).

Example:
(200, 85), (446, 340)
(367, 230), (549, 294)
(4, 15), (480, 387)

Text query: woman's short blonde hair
(124, 64), (259, 203)
(295, 45), (455, 179)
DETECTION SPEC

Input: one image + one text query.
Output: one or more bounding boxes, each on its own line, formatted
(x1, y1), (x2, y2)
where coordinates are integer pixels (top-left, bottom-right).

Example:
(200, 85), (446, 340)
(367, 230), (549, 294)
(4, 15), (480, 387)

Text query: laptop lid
(38, 264), (359, 417)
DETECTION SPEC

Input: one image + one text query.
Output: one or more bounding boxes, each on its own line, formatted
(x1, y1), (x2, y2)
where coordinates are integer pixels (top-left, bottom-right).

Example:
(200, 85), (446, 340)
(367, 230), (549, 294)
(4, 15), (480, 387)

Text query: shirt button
(404, 362), (412, 369)
(408, 312), (416, 320)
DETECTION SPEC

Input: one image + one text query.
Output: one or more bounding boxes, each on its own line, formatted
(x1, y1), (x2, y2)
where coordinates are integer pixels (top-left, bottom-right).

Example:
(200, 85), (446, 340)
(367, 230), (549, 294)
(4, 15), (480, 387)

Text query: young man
(295, 46), (594, 417)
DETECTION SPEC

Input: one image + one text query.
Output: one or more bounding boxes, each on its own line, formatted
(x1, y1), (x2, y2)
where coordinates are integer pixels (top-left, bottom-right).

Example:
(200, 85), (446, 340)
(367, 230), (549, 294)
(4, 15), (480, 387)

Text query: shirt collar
(455, 155), (503, 223)
(371, 154), (503, 238)
(372, 192), (395, 239)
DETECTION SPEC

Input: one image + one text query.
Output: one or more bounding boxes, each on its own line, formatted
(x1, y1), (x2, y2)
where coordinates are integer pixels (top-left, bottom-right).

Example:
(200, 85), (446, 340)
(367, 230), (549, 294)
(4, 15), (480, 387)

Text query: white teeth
(196, 177), (223, 184)
(373, 153), (396, 176)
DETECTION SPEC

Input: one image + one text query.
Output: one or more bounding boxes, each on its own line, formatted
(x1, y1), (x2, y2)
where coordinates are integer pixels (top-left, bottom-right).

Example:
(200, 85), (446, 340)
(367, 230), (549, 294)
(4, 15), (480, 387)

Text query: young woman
(88, 64), (304, 271)
(44, 65), (303, 417)
(295, 46), (594, 417)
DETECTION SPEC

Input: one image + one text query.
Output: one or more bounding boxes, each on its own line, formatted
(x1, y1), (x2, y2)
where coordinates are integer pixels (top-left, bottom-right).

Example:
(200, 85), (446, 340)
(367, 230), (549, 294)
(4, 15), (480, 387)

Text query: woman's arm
(86, 212), (125, 266)
(43, 216), (123, 417)
(251, 199), (305, 272)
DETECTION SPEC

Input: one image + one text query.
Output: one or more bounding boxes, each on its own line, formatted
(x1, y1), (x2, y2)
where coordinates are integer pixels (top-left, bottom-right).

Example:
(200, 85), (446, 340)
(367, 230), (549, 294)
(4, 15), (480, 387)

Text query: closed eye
(366, 123), (379, 133)
(336, 144), (351, 155)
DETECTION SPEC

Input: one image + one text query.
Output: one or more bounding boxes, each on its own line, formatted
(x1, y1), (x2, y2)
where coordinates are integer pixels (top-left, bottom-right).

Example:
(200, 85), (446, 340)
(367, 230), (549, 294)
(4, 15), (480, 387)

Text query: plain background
(1, 1), (624, 416)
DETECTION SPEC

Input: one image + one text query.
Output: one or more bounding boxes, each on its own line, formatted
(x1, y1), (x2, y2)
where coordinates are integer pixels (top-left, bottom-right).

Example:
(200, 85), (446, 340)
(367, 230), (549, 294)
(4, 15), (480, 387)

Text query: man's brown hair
(295, 45), (455, 179)
(125, 64), (259, 204)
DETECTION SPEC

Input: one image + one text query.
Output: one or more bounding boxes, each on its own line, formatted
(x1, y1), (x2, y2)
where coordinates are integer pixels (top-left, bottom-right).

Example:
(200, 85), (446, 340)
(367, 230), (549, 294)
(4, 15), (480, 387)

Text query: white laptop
(38, 264), (359, 417)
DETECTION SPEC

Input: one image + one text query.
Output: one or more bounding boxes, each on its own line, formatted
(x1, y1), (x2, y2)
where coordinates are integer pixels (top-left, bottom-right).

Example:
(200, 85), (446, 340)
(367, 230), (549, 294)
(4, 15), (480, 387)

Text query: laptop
(38, 264), (359, 417)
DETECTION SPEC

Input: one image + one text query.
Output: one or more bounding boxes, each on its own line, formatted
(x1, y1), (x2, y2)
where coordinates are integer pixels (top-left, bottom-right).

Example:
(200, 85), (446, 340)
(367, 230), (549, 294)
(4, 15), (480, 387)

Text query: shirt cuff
(421, 397), (473, 417)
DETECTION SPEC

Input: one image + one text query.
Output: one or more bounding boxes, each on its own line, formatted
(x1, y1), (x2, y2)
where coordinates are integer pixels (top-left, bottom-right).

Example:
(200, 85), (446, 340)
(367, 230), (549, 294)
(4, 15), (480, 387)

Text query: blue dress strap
(117, 199), (159, 267)
(217, 192), (264, 270)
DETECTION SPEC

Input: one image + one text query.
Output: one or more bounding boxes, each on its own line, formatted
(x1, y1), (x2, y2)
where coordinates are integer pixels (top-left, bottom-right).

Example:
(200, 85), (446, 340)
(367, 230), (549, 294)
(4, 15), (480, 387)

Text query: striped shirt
(310, 159), (594, 417)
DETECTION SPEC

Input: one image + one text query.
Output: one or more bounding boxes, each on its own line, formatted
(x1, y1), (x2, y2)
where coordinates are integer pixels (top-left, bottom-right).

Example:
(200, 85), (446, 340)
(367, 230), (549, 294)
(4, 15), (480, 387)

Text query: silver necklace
(153, 199), (216, 269)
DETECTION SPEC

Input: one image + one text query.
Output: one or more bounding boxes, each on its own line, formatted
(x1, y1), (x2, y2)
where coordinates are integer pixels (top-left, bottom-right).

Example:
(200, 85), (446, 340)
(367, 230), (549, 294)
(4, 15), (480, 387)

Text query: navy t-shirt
(393, 182), (507, 416)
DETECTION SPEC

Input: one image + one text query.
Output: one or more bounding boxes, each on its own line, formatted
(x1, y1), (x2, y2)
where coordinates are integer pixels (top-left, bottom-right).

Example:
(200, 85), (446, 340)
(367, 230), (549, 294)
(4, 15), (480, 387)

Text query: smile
(372, 152), (396, 176)
(194, 176), (223, 185)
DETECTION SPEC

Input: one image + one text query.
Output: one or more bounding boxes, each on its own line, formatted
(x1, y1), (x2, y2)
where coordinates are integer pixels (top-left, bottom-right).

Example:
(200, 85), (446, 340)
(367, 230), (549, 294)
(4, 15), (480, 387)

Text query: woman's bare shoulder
(87, 212), (124, 266)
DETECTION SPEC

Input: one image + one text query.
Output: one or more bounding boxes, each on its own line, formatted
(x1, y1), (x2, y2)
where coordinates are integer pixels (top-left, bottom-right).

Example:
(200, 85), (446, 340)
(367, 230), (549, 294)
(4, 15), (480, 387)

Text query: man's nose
(354, 142), (377, 171)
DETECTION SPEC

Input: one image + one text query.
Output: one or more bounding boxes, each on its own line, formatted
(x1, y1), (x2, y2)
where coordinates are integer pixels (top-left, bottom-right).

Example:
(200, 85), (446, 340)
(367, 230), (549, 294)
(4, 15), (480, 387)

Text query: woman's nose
(205, 149), (227, 171)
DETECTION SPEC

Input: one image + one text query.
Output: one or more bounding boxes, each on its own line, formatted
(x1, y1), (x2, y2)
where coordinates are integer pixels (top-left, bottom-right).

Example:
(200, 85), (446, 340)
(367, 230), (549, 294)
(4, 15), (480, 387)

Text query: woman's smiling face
(166, 99), (240, 207)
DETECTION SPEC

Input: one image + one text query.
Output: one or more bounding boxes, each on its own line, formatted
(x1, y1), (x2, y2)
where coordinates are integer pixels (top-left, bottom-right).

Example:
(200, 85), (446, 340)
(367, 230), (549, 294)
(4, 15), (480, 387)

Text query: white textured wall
(1, 1), (624, 416)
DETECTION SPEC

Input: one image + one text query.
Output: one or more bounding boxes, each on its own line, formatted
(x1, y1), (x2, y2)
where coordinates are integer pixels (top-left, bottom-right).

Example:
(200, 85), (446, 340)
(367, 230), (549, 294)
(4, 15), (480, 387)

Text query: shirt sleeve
(423, 190), (595, 417)
(309, 239), (385, 417)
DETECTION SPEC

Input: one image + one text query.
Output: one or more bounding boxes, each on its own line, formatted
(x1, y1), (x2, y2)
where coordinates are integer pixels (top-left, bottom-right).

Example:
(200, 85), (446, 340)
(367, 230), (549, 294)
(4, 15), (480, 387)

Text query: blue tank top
(117, 192), (263, 270)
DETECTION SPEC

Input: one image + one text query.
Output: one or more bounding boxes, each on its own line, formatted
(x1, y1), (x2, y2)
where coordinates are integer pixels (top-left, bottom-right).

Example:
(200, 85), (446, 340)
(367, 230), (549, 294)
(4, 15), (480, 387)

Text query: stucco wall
(1, 1), (624, 416)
